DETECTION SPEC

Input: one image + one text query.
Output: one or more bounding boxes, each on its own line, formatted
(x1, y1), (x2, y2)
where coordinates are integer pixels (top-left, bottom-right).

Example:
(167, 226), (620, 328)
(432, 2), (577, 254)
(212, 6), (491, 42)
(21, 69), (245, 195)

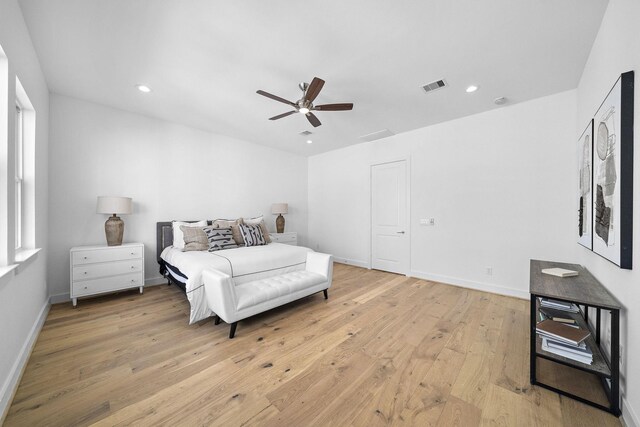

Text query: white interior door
(371, 160), (409, 274)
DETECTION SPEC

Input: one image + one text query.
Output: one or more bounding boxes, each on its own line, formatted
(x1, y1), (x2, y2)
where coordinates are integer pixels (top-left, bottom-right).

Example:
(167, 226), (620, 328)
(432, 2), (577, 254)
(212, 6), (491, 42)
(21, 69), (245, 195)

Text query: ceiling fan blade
(269, 110), (298, 120)
(313, 103), (354, 111)
(256, 90), (296, 107)
(304, 77), (325, 103)
(306, 112), (321, 127)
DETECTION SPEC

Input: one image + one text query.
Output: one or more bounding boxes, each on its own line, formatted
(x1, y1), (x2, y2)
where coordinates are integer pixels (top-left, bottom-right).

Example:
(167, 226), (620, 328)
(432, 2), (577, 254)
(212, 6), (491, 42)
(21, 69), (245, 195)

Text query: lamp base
(105, 215), (124, 246)
(276, 214), (285, 234)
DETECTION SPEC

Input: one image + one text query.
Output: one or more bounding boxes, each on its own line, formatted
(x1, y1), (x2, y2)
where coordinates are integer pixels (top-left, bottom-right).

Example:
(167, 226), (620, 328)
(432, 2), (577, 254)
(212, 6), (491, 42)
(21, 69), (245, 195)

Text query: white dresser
(270, 232), (297, 246)
(70, 243), (144, 306)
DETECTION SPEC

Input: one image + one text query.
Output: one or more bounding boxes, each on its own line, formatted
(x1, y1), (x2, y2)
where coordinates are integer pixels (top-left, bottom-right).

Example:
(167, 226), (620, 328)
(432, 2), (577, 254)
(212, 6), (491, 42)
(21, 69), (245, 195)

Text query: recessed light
(466, 85), (479, 93)
(299, 107), (310, 114)
(494, 97), (507, 105)
(136, 84), (152, 93)
(306, 140), (313, 144)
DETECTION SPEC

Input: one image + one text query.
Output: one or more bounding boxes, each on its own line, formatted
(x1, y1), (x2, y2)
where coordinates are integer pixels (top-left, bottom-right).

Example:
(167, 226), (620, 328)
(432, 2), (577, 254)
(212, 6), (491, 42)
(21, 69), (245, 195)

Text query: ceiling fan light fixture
(465, 85), (479, 93)
(306, 140), (313, 144)
(299, 107), (310, 114)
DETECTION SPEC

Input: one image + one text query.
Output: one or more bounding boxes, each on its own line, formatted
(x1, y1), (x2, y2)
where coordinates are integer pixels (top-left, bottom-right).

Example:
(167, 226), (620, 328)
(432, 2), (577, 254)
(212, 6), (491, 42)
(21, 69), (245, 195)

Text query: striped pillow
(239, 223), (266, 247)
(203, 227), (238, 252)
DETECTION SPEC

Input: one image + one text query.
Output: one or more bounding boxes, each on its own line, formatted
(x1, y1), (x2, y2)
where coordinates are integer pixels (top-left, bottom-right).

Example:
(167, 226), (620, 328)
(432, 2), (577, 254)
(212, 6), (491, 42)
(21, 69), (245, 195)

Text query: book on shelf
(535, 319), (590, 346)
(538, 307), (577, 325)
(539, 297), (580, 313)
(541, 337), (593, 364)
(538, 308), (577, 324)
(541, 267), (579, 278)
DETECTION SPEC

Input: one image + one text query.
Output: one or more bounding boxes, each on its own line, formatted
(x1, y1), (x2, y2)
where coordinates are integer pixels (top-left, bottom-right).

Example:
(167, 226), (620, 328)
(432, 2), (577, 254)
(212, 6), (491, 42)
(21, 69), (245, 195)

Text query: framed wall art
(578, 120), (593, 249)
(591, 71), (634, 269)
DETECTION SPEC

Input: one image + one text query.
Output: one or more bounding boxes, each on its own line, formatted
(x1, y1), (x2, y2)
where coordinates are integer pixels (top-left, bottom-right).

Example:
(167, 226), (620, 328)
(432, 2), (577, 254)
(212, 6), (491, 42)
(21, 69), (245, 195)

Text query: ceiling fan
(256, 77), (353, 127)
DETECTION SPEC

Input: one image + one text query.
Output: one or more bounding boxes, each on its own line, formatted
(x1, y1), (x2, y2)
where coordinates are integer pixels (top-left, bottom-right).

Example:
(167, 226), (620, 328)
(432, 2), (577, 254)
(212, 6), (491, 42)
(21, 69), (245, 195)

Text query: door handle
(396, 231), (405, 234)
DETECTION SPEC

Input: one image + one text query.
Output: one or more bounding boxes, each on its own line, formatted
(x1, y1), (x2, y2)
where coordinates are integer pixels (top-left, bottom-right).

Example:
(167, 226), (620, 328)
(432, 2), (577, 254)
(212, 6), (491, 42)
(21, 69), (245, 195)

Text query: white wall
(48, 94), (308, 299)
(309, 90), (578, 298)
(576, 0), (640, 423)
(0, 0), (49, 420)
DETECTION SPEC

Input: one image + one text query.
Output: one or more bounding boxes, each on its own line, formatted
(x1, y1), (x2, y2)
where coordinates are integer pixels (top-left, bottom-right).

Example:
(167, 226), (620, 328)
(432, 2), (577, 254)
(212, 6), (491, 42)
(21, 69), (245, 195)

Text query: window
(15, 102), (23, 250)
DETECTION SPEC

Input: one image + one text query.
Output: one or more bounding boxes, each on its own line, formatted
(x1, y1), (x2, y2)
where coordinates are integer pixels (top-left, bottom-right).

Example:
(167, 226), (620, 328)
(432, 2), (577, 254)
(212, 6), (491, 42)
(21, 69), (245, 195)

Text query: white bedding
(161, 243), (313, 324)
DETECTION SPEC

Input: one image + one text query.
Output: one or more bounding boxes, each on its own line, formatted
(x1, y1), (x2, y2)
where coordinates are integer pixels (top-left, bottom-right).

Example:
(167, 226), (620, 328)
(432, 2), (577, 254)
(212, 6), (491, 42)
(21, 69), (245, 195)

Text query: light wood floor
(5, 264), (621, 426)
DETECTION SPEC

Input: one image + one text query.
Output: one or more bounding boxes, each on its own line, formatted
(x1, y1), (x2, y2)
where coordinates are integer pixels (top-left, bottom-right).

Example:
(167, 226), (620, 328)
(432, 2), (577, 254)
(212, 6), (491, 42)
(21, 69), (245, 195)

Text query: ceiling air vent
(359, 129), (395, 142)
(421, 79), (448, 94)
(299, 130), (313, 136)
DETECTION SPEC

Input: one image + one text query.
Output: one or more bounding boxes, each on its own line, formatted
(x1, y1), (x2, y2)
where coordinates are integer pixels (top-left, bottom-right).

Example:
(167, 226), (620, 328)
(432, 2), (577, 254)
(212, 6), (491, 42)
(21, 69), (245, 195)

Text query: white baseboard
(145, 275), (166, 286)
(50, 276), (168, 305)
(49, 292), (70, 304)
(623, 397), (639, 427)
(0, 300), (50, 423)
(333, 257), (370, 269)
(410, 270), (529, 300)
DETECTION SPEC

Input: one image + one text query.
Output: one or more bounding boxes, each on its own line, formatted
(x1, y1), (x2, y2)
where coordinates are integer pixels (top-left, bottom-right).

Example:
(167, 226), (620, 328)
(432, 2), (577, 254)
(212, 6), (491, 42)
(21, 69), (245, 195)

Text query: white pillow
(243, 215), (263, 225)
(172, 220), (207, 249)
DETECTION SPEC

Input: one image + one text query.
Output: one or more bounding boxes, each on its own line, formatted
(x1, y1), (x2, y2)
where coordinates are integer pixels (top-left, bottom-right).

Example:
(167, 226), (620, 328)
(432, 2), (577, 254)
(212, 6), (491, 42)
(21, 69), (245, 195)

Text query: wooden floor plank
(3, 263), (621, 426)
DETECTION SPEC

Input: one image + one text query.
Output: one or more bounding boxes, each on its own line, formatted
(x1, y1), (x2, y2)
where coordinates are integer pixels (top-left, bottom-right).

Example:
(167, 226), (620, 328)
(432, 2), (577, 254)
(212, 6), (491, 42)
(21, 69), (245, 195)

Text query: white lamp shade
(271, 203), (288, 215)
(97, 196), (132, 215)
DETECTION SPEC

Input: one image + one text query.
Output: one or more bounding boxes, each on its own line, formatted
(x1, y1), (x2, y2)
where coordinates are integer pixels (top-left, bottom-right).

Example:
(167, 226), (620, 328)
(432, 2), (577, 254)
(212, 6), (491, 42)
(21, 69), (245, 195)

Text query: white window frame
(15, 102), (23, 251)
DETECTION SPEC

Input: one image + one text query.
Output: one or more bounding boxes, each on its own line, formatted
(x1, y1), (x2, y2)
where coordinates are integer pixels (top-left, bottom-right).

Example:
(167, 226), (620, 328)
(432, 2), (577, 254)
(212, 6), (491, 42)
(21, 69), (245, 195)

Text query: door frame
(369, 157), (411, 275)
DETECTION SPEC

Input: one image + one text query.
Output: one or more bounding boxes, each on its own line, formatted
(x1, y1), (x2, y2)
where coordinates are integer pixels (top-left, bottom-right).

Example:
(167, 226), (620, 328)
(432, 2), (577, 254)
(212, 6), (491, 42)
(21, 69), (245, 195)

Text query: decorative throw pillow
(203, 226), (238, 252)
(213, 218), (244, 246)
(180, 225), (209, 251)
(172, 220), (207, 249)
(239, 223), (266, 247)
(243, 215), (271, 243)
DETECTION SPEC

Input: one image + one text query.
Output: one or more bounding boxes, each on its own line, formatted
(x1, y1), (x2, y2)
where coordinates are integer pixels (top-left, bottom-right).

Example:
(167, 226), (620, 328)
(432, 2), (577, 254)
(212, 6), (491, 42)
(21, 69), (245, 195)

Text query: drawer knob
(131, 252), (135, 255)
(84, 272), (87, 275)
(83, 256), (88, 260)
(84, 286), (88, 289)
(131, 266), (135, 269)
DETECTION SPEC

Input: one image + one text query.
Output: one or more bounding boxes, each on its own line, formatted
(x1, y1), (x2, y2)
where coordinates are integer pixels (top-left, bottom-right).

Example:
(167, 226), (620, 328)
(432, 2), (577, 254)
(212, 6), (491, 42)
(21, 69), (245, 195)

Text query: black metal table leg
(611, 309), (620, 415)
(530, 293), (537, 384)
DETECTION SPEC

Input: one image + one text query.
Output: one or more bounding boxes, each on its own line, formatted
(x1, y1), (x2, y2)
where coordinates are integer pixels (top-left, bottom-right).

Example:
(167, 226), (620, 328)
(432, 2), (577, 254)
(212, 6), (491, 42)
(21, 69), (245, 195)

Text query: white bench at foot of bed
(202, 252), (333, 338)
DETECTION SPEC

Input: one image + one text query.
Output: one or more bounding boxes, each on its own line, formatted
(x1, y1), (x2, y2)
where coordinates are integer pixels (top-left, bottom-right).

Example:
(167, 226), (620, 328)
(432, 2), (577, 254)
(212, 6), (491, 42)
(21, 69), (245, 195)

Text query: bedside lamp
(271, 203), (288, 234)
(97, 196), (132, 246)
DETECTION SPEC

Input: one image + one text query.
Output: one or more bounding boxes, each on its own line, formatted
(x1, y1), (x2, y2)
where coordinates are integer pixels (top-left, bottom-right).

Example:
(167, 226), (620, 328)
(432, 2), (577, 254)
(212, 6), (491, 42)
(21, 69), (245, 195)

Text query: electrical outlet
(486, 267), (493, 276)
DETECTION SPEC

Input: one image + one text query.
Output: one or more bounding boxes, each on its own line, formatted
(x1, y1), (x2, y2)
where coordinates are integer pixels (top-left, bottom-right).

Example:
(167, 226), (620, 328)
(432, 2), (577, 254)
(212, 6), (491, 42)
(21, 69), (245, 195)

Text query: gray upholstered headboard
(156, 221), (212, 263)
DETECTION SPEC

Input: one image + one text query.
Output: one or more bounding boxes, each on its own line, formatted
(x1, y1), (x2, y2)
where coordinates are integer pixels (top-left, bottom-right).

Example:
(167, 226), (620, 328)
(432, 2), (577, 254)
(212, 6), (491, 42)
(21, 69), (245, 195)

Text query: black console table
(529, 259), (621, 416)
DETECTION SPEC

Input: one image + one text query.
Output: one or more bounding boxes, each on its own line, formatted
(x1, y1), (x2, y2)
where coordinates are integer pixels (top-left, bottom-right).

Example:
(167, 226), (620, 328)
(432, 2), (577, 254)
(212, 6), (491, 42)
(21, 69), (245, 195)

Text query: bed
(156, 221), (313, 323)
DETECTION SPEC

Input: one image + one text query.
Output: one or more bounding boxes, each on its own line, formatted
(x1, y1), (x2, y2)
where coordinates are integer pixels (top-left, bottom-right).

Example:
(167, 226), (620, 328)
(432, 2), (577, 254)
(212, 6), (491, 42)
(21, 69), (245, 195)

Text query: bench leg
(229, 322), (238, 339)
(214, 315), (221, 325)
(323, 289), (328, 300)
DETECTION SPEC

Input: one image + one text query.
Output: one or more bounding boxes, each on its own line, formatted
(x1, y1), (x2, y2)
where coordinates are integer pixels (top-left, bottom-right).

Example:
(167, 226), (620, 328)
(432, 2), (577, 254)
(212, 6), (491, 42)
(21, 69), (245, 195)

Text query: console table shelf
(529, 259), (621, 416)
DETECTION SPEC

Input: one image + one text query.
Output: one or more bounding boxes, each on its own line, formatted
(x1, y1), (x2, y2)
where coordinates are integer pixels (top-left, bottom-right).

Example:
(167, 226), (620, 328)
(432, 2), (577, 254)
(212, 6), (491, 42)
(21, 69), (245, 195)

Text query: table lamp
(271, 203), (288, 233)
(97, 196), (132, 246)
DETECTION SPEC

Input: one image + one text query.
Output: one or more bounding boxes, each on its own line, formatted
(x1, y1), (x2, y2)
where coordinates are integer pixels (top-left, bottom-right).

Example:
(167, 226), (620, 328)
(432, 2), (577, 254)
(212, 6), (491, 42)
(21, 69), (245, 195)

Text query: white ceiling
(19, 0), (608, 156)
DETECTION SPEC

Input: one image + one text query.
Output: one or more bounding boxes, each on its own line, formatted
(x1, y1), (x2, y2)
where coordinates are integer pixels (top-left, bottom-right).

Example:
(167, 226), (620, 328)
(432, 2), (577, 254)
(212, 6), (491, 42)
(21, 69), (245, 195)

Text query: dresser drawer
(72, 272), (143, 297)
(72, 246), (143, 265)
(272, 233), (297, 243)
(73, 259), (143, 281)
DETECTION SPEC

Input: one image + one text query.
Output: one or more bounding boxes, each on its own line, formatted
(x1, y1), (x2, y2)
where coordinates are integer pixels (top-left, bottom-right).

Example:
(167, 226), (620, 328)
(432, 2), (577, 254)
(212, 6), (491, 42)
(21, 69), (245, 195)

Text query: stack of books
(539, 297), (580, 313)
(536, 319), (593, 364)
(538, 307), (577, 325)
